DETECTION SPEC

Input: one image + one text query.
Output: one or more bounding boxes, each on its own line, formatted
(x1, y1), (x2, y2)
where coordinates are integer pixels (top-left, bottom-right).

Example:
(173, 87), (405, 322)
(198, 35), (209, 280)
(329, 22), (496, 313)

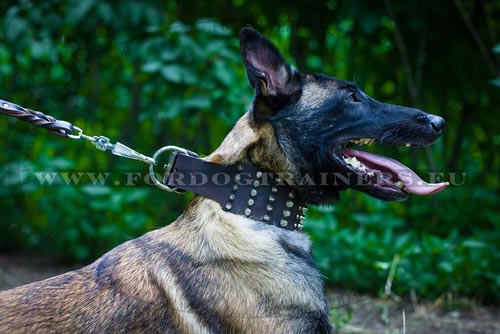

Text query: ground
(326, 289), (500, 334)
(1, 254), (499, 334)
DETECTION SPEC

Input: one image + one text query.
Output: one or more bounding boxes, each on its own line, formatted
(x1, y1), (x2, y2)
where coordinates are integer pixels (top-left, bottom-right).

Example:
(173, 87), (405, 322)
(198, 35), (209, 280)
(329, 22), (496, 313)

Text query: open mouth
(332, 138), (449, 201)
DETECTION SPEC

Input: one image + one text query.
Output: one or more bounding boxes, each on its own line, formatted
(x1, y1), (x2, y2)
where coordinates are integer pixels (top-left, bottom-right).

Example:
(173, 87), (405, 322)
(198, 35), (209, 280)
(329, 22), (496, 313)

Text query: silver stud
(233, 184), (239, 191)
(297, 223), (303, 230)
(266, 205), (273, 212)
(256, 171), (263, 178)
(253, 180), (260, 187)
(271, 187), (278, 193)
(276, 177), (282, 183)
(234, 175), (241, 182)
(268, 195), (275, 202)
(225, 203), (232, 210)
(289, 191), (296, 199)
(229, 193), (236, 201)
(248, 199), (254, 206)
(250, 189), (257, 197)
(298, 215), (306, 221)
(263, 215), (270, 222)
(237, 165), (244, 172)
(301, 207), (308, 213)
(286, 200), (294, 208)
(244, 208), (252, 216)
(283, 210), (291, 218)
(280, 219), (288, 227)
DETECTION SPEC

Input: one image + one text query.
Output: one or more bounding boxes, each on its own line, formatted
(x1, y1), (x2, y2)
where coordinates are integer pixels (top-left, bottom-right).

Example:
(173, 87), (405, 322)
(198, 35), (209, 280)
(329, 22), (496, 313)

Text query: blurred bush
(0, 3), (250, 260)
(0, 1), (499, 304)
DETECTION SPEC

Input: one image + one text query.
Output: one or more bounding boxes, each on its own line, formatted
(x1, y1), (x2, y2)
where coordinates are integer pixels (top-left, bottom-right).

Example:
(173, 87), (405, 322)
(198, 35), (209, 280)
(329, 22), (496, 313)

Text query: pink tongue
(343, 148), (449, 195)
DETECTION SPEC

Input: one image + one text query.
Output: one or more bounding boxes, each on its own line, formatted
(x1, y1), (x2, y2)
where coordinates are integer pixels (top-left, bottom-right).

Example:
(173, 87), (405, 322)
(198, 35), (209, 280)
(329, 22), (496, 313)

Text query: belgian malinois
(0, 28), (447, 333)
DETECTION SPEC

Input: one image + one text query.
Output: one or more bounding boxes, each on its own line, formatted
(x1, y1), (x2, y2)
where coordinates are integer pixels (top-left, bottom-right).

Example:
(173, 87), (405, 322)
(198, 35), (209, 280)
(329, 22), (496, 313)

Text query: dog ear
(239, 27), (301, 122)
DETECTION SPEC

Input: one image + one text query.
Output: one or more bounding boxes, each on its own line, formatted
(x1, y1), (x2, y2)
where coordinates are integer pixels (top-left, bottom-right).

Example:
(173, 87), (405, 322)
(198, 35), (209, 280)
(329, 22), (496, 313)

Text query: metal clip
(68, 126), (197, 193)
(68, 126), (156, 165)
(111, 142), (155, 165)
(92, 136), (114, 151)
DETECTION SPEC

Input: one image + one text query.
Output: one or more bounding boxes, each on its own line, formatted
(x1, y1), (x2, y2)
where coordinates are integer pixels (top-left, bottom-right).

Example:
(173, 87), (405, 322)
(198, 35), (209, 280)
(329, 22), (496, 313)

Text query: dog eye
(345, 94), (357, 102)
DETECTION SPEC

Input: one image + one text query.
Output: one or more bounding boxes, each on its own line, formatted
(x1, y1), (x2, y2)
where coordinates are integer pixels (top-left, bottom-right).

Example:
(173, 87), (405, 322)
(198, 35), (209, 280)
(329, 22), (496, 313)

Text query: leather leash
(0, 98), (307, 231)
(0, 99), (74, 137)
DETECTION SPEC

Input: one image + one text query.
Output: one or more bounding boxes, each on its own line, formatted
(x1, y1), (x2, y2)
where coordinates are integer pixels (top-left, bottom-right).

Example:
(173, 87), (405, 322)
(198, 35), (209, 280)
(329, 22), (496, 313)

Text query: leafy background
(0, 1), (499, 304)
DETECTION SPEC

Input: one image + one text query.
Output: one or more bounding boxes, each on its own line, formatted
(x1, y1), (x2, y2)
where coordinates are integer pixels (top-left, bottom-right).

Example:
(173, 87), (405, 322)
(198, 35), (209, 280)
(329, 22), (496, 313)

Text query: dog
(0, 27), (447, 334)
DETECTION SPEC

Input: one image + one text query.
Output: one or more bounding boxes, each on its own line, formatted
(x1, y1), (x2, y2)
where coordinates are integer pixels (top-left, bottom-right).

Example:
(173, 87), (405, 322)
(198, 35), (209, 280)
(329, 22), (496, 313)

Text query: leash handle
(0, 99), (74, 137)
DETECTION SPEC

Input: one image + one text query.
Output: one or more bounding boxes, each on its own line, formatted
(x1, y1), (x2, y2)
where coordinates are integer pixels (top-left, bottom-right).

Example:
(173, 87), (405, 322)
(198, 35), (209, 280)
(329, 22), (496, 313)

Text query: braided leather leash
(0, 99), (74, 137)
(0, 98), (154, 164)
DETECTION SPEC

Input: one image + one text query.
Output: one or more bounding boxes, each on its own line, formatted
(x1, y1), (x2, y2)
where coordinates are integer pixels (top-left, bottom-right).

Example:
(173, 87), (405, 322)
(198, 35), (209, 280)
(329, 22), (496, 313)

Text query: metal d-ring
(67, 126), (96, 142)
(149, 145), (191, 193)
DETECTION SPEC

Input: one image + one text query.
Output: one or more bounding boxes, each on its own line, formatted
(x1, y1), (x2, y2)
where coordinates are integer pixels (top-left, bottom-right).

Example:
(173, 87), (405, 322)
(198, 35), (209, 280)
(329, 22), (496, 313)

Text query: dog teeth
(343, 156), (356, 165)
(405, 143), (411, 147)
(343, 156), (365, 171)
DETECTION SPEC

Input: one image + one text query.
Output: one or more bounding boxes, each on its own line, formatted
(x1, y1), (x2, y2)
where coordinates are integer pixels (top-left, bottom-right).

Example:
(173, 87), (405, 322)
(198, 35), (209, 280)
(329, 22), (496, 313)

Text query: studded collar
(162, 151), (307, 231)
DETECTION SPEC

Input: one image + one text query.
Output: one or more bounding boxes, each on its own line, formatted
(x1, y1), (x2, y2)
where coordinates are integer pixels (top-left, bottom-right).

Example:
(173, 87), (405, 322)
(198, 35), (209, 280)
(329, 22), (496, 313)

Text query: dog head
(212, 28), (448, 205)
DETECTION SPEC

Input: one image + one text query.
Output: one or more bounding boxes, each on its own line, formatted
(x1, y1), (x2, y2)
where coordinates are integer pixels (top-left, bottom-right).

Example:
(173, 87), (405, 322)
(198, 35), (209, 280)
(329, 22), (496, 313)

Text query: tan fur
(0, 112), (327, 334)
(206, 112), (299, 180)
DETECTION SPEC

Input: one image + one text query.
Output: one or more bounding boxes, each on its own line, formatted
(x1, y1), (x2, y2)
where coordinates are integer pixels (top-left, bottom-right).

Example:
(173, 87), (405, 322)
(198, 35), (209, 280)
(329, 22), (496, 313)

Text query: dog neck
(165, 151), (307, 231)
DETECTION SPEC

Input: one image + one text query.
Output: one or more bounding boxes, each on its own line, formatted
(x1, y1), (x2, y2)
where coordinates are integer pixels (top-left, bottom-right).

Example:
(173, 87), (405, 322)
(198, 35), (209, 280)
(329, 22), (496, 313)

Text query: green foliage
(0, 3), (250, 261)
(307, 194), (500, 303)
(0, 1), (499, 304)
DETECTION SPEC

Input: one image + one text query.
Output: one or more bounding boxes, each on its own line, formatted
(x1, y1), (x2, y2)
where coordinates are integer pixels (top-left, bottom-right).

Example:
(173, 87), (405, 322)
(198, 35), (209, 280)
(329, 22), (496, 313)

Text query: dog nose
(429, 115), (445, 134)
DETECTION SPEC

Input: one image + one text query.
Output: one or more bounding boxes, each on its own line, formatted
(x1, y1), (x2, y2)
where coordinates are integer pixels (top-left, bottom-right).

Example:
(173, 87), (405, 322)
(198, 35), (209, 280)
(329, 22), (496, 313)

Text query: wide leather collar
(162, 151), (307, 231)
